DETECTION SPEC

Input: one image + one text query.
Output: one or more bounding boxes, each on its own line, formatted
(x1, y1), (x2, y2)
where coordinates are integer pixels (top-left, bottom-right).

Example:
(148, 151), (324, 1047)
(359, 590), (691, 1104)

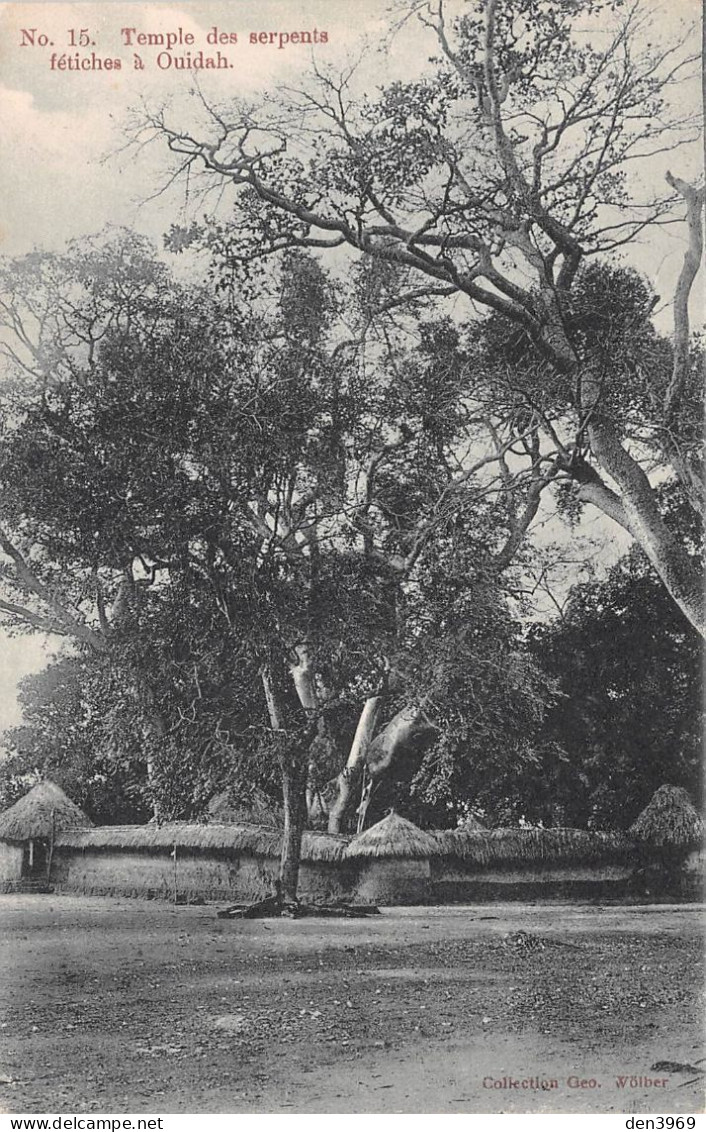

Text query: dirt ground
(0, 894), (703, 1115)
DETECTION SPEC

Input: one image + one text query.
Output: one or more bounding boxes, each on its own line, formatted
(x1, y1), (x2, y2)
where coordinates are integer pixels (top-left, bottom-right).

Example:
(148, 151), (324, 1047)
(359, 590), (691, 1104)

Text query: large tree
(0, 236), (551, 900)
(139, 0), (704, 634)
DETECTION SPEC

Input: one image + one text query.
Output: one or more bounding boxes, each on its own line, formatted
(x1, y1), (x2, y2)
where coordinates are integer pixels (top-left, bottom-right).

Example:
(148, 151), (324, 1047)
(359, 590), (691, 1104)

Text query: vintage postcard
(0, 0), (703, 1118)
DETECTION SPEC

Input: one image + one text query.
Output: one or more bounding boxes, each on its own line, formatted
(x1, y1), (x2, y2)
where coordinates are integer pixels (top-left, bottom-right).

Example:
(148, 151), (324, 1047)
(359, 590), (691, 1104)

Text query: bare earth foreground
(0, 895), (703, 1115)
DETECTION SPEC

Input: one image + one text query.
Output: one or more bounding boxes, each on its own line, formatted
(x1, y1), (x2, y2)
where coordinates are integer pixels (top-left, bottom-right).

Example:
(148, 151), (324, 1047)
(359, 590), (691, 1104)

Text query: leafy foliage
(0, 235), (556, 829)
(149, 0), (703, 637)
(528, 548), (703, 829)
(0, 655), (151, 823)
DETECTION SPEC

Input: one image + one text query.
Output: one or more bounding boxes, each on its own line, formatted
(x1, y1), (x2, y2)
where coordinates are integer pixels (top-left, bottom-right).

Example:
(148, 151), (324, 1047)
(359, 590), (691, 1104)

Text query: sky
(0, 0), (402, 732)
(0, 0), (702, 735)
(0, 0), (428, 256)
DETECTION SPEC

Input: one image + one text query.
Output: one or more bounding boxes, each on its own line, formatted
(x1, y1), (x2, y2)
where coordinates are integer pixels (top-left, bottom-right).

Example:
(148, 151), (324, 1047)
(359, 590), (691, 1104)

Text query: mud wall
(42, 839), (704, 906)
(355, 858), (432, 905)
(433, 861), (635, 884)
(0, 840), (23, 890)
(427, 856), (706, 903)
(298, 861), (359, 903)
(51, 845), (358, 904)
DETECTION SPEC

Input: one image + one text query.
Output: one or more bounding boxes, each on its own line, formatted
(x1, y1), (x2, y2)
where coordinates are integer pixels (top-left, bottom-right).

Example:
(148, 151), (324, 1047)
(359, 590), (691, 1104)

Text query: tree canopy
(138, 0), (703, 635)
(0, 232), (555, 894)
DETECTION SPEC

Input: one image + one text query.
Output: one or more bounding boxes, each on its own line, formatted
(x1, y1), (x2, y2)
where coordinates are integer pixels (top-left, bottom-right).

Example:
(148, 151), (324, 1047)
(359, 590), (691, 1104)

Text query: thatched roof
(630, 786), (705, 848)
(0, 780), (93, 841)
(433, 826), (633, 867)
(457, 813), (486, 831)
(206, 789), (284, 828)
(344, 812), (441, 860)
(55, 821), (350, 863)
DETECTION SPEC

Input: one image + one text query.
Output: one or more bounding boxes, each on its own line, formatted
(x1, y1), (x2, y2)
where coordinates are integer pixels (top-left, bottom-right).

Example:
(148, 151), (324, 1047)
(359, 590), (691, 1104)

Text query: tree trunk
(139, 680), (169, 820)
(289, 643), (318, 711)
(148, 708), (170, 819)
(585, 412), (705, 638)
(328, 696), (381, 834)
(544, 258), (706, 639)
(328, 701), (438, 833)
(366, 703), (436, 779)
(261, 660), (312, 906)
(306, 715), (338, 826)
(279, 755), (308, 904)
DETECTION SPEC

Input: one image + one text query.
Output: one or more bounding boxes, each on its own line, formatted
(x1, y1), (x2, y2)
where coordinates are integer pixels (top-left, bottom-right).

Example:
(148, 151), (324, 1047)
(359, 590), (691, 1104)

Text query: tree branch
(0, 527), (107, 651)
(663, 172), (704, 427)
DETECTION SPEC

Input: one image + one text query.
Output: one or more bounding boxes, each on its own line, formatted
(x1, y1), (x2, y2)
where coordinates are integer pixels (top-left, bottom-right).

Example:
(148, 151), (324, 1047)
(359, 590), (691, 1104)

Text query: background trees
(0, 655), (151, 822)
(528, 546), (703, 831)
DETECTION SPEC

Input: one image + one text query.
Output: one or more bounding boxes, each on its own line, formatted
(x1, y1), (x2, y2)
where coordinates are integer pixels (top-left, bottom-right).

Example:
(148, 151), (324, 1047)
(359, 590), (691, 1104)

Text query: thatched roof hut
(433, 826), (632, 867)
(344, 812), (441, 860)
(630, 786), (704, 849)
(56, 821), (349, 863)
(0, 780), (93, 842)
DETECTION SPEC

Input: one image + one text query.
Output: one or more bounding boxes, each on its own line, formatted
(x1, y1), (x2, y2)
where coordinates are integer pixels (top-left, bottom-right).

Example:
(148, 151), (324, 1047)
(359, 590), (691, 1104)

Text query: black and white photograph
(0, 0), (703, 1117)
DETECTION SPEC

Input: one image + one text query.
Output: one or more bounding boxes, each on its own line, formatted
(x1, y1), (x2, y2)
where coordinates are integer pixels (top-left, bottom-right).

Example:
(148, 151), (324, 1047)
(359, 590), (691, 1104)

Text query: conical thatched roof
(0, 780), (93, 841)
(630, 785), (704, 848)
(344, 811), (441, 860)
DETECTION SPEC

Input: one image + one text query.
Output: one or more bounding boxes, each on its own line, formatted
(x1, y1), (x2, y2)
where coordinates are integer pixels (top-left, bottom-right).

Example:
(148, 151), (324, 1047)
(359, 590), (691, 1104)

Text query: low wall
(433, 861), (634, 883)
(36, 833), (705, 906)
(429, 857), (702, 903)
(355, 858), (432, 905)
(51, 845), (359, 904)
(431, 857), (640, 902)
(430, 857), (638, 903)
(52, 846), (264, 900)
(299, 860), (359, 904)
(685, 847), (706, 870)
(684, 848), (706, 898)
(431, 877), (639, 904)
(0, 841), (23, 891)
